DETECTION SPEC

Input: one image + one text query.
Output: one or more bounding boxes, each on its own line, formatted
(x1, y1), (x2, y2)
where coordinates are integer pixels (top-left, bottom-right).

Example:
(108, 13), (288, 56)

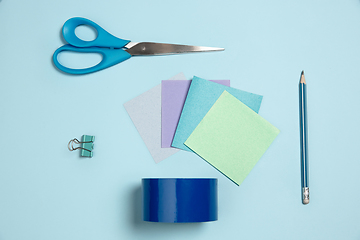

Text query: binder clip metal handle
(68, 135), (95, 157)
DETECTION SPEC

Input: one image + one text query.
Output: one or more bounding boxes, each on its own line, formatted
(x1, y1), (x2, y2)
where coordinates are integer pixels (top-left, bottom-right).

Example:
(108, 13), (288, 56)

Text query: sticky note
(124, 73), (186, 163)
(172, 76), (263, 151)
(161, 80), (230, 148)
(184, 91), (280, 185)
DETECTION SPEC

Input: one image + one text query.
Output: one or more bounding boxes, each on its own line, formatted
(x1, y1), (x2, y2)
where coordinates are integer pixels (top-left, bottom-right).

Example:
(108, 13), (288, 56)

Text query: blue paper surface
(3, 1), (360, 239)
(172, 76), (263, 151)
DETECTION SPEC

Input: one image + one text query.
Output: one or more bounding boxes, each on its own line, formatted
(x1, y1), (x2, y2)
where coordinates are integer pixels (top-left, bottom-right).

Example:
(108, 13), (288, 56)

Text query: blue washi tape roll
(142, 178), (218, 223)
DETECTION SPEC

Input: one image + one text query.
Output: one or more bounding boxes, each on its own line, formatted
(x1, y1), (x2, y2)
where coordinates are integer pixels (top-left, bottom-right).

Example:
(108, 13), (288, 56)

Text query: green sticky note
(184, 91), (280, 186)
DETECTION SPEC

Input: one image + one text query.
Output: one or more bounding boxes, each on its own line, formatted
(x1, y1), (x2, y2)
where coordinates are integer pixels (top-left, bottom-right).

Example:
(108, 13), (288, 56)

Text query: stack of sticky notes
(124, 73), (280, 185)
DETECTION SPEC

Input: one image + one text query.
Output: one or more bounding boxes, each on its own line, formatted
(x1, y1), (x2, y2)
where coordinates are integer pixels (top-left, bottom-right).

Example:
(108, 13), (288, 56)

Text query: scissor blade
(126, 42), (224, 56)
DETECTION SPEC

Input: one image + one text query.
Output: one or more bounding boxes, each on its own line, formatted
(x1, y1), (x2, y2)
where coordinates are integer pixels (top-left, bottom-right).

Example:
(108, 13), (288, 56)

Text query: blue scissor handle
(62, 17), (130, 48)
(53, 44), (132, 75)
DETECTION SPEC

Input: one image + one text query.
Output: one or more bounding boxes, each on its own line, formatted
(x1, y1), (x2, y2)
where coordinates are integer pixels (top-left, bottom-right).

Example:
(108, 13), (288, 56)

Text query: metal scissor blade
(125, 42), (224, 56)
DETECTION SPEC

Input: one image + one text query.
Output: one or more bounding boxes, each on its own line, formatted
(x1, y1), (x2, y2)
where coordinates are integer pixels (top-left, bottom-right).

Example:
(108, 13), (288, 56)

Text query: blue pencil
(299, 71), (309, 204)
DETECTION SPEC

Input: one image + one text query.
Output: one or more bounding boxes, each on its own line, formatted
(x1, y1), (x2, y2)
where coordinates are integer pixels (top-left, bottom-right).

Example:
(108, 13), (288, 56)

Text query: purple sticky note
(161, 79), (230, 148)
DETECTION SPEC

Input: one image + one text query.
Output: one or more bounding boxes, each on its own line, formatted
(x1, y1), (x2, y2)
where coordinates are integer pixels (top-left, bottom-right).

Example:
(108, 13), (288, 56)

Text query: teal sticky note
(171, 76), (263, 151)
(184, 91), (280, 185)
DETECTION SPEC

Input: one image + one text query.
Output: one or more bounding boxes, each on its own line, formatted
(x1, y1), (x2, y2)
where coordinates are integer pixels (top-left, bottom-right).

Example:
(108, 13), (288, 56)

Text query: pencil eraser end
(302, 187), (309, 205)
(302, 198), (309, 205)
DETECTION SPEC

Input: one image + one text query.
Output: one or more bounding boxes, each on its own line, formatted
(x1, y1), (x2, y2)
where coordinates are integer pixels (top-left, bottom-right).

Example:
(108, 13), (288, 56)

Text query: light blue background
(1, 0), (360, 239)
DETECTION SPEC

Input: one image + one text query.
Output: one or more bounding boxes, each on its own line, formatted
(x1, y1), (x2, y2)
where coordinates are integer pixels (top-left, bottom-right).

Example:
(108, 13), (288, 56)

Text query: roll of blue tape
(142, 178), (218, 223)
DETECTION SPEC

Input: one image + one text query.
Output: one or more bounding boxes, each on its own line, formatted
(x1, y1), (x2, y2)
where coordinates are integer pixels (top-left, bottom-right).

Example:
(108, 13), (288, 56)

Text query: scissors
(53, 17), (224, 75)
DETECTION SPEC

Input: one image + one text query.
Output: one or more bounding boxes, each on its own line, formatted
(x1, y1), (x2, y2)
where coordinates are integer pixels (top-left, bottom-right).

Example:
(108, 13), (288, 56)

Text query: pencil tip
(300, 71), (306, 84)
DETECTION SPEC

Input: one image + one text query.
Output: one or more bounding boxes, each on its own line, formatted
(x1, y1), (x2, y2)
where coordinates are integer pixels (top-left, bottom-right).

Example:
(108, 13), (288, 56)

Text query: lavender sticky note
(124, 73), (186, 163)
(161, 80), (230, 148)
(172, 76), (263, 151)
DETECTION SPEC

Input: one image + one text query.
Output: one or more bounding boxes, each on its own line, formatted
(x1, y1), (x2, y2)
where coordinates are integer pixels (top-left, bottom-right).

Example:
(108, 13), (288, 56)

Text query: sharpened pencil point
(300, 71), (306, 84)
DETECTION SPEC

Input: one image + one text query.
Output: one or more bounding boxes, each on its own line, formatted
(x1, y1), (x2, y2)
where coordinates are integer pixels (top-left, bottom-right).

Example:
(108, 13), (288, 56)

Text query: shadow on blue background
(127, 186), (205, 236)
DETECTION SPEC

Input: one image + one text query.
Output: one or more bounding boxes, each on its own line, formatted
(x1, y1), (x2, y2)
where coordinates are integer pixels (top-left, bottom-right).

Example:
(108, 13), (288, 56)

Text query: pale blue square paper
(171, 76), (263, 151)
